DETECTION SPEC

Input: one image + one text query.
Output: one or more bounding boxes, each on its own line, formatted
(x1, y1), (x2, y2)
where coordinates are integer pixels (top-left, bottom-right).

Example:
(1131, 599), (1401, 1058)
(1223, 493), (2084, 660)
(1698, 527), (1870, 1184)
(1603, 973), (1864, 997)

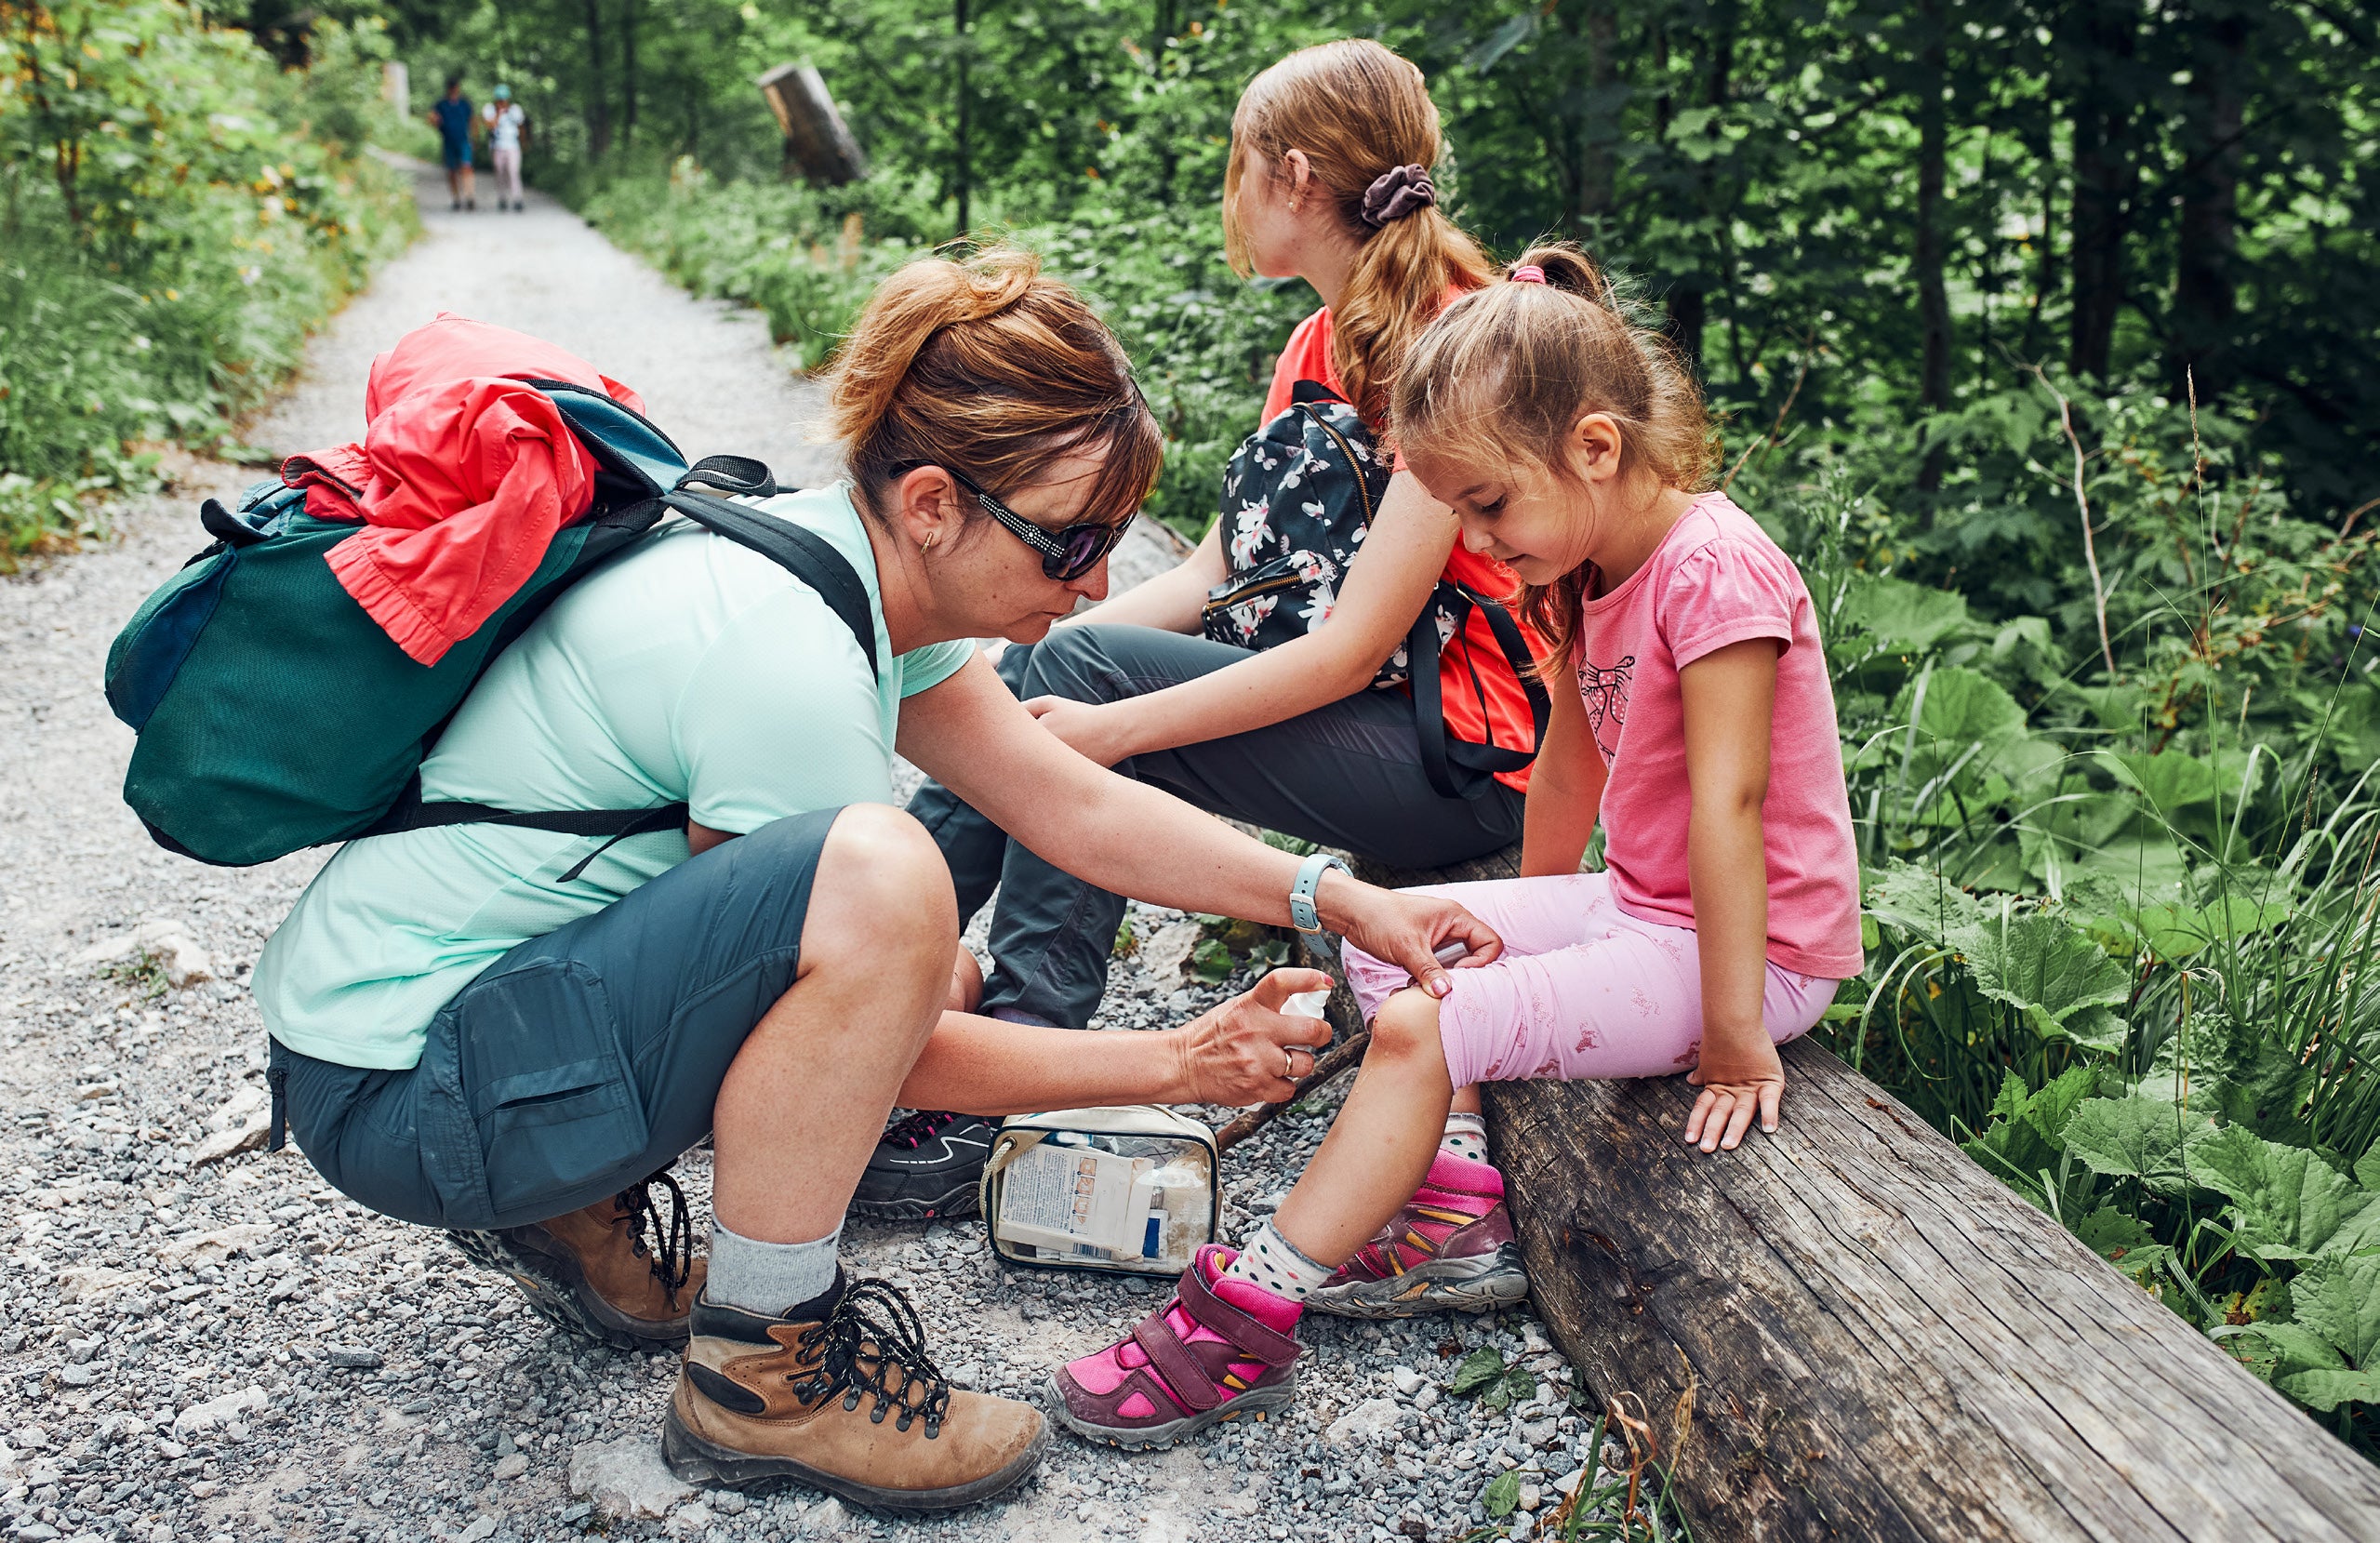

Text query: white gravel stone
(172, 1385), (269, 1437)
(568, 1436), (696, 1520)
(1325, 1396), (1404, 1445)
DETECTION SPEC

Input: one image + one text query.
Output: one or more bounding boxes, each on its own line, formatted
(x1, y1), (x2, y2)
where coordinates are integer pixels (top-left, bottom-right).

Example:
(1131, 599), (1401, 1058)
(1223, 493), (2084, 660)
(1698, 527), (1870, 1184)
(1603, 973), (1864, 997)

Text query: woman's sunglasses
(941, 466), (1129, 581)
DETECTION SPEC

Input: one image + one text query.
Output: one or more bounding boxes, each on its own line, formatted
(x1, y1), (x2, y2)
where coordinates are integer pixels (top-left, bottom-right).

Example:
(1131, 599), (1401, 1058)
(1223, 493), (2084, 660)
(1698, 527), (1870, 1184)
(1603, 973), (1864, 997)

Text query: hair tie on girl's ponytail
(1509, 265), (1546, 285)
(1360, 164), (1436, 228)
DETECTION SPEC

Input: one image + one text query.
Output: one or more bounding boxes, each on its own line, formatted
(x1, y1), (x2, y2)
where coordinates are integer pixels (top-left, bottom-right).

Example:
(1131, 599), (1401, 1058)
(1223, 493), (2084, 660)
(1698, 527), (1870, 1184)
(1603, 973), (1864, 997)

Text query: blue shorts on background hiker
(434, 96), (474, 167)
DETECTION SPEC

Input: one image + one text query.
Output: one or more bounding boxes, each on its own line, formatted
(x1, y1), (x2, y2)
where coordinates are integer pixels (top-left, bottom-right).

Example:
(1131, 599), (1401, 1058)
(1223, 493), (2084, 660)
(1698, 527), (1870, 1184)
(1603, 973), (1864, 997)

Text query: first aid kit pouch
(978, 1106), (1217, 1278)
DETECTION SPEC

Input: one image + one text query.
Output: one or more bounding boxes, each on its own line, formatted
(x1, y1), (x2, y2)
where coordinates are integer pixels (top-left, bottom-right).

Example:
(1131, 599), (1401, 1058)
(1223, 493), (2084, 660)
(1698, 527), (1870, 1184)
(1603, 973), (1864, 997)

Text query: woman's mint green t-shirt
(252, 484), (974, 1071)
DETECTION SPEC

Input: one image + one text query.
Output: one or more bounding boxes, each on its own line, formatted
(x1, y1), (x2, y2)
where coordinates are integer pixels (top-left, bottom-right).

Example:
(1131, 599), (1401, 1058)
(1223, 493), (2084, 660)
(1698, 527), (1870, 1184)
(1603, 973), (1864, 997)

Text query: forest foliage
(8, 0), (2380, 1469)
(0, 0), (417, 567)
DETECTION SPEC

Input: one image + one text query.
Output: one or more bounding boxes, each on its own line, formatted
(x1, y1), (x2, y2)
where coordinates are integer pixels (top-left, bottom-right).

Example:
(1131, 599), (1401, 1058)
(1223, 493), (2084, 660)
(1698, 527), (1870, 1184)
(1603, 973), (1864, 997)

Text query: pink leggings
(1343, 870), (1839, 1089)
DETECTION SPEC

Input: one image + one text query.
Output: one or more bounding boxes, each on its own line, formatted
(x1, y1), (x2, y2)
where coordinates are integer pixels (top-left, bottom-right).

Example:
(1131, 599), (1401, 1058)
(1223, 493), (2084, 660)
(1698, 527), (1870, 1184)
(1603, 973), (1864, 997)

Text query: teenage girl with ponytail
(889, 45), (1545, 1295)
(1044, 246), (1864, 1450)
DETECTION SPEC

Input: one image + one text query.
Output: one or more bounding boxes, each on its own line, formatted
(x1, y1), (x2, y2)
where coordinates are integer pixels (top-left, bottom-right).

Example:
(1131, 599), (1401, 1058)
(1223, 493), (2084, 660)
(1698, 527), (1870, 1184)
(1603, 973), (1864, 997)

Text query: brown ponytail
(826, 245), (1162, 527)
(1390, 243), (1717, 670)
(1223, 40), (1496, 426)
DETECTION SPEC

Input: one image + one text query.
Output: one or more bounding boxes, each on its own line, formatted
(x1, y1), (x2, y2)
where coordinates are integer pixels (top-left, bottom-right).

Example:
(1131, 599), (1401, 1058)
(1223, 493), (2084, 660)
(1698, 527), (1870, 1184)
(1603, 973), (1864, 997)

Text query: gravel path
(0, 162), (1607, 1543)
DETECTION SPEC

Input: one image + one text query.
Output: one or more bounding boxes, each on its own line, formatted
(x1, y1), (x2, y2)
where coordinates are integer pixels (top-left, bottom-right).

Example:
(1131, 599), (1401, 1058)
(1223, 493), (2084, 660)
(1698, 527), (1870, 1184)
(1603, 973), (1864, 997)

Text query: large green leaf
(2275, 1368), (2380, 1412)
(1839, 573), (1970, 654)
(1949, 910), (2131, 1042)
(1917, 667), (2027, 745)
(2130, 898), (2291, 962)
(2071, 1205), (2173, 1278)
(2188, 1124), (2378, 1262)
(2147, 1009), (2315, 1144)
(2060, 1097), (2222, 1195)
(2291, 1253), (2380, 1367)
(2222, 1320), (2347, 1383)
(1863, 859), (1986, 943)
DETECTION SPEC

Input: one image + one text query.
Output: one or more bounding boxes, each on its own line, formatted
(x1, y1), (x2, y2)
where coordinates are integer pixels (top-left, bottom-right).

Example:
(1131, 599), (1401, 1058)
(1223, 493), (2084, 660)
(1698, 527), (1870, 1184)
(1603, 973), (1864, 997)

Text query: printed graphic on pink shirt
(1576, 655), (1634, 761)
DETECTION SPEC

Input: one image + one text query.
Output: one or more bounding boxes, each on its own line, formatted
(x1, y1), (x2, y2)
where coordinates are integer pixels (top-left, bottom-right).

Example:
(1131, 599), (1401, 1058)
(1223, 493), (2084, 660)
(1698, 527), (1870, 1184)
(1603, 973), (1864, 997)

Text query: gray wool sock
(707, 1219), (843, 1319)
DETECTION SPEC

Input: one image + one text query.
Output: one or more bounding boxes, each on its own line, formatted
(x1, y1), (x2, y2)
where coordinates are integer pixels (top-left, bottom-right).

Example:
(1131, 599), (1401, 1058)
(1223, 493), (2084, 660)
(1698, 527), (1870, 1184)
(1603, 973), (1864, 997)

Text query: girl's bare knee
(1368, 987), (1444, 1064)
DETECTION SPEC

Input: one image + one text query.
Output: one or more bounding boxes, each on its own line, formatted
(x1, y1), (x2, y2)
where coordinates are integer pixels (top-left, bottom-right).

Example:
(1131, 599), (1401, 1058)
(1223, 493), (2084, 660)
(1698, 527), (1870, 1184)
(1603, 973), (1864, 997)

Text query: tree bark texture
(1576, 0), (1622, 228)
(952, 0), (972, 238)
(1480, 1049), (2380, 1541)
(2067, 3), (2139, 380)
(2172, 7), (2249, 401)
(579, 0), (612, 158)
(1914, 0), (1952, 496)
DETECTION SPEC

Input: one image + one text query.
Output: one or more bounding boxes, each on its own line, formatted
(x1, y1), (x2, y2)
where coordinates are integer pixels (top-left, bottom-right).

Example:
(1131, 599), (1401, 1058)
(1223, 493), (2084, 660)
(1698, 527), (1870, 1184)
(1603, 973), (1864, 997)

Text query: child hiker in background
(1046, 245), (1864, 1448)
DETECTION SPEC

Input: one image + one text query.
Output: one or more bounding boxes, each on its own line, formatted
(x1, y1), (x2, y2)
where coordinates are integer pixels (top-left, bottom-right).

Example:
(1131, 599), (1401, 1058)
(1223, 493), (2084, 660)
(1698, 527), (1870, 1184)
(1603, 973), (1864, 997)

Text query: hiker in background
(1046, 246), (1864, 1449)
(430, 73), (475, 211)
(483, 85), (529, 211)
(251, 249), (1498, 1511)
(884, 42), (1547, 1307)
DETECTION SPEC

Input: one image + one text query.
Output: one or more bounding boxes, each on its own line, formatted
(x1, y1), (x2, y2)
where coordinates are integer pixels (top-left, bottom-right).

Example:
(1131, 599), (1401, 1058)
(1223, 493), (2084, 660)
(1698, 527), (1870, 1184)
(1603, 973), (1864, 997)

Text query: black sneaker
(850, 1111), (996, 1221)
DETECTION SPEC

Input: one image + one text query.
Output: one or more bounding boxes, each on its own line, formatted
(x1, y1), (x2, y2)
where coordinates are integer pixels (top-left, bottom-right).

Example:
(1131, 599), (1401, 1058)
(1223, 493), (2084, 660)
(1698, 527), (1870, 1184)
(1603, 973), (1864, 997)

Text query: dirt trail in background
(0, 161), (1578, 1543)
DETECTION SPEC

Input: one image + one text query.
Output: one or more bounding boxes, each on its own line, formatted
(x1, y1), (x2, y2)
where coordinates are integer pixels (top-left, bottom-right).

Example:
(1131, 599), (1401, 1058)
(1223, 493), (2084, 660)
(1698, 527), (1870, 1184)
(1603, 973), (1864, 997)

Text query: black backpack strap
(1407, 584), (1553, 800)
(362, 783), (693, 881)
(659, 489), (879, 682)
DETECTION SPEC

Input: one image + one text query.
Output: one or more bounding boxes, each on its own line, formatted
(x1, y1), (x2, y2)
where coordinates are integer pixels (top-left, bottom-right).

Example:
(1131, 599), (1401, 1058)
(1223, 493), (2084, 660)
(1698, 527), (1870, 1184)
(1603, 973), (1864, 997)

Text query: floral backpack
(1202, 380), (1549, 798)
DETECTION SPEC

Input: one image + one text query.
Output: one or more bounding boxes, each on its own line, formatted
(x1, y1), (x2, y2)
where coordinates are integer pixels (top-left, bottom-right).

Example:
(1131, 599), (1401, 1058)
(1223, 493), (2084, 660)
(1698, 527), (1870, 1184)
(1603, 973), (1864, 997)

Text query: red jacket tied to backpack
(280, 313), (646, 667)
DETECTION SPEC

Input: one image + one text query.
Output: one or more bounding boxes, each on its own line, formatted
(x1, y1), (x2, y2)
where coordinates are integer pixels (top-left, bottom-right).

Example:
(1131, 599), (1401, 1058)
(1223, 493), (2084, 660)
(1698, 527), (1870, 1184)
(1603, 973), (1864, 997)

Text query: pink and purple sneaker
(1045, 1244), (1302, 1449)
(1307, 1147), (1529, 1319)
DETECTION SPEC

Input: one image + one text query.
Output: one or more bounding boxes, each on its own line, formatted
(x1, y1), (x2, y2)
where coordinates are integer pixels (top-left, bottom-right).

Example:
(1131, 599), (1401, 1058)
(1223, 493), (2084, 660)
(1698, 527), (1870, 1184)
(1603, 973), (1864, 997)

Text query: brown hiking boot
(663, 1276), (1047, 1513)
(449, 1169), (704, 1351)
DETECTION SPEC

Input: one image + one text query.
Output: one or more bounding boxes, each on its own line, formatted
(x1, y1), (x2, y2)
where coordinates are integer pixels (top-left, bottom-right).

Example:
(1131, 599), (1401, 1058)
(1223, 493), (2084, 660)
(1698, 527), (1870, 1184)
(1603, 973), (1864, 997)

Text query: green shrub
(0, 2), (418, 568)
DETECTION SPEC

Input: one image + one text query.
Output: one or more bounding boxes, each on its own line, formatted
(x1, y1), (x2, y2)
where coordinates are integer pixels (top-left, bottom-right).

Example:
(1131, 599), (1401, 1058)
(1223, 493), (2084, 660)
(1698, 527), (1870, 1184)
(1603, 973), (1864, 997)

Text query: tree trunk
(1576, 0), (1622, 229)
(2172, 9), (2248, 402)
(952, 0), (971, 238)
(579, 0), (612, 159)
(1914, 0), (1952, 495)
(620, 0), (639, 150)
(1482, 1048), (2380, 1542)
(2068, 3), (2138, 380)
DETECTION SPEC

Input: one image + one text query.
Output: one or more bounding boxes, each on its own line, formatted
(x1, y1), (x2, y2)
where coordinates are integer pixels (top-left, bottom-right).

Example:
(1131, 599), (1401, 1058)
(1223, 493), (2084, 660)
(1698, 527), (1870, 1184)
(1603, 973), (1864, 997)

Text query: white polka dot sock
(1222, 1220), (1334, 1302)
(1443, 1112), (1490, 1163)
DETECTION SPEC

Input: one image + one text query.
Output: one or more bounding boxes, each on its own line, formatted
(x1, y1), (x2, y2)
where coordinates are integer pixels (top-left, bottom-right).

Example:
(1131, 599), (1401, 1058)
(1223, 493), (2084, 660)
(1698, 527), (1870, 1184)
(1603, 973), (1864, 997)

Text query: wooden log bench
(1245, 842), (2380, 1542)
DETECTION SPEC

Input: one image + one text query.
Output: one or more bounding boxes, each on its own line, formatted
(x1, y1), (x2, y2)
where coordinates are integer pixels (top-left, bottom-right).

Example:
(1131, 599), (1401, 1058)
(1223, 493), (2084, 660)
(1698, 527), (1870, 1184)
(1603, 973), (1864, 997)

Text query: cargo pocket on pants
(452, 958), (654, 1225)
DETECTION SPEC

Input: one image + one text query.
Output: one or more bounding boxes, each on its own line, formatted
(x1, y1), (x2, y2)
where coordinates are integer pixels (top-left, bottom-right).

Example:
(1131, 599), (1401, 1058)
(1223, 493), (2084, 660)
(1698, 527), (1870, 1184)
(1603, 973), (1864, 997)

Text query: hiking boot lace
(615, 1168), (694, 1302)
(791, 1279), (952, 1438)
(882, 1110), (958, 1151)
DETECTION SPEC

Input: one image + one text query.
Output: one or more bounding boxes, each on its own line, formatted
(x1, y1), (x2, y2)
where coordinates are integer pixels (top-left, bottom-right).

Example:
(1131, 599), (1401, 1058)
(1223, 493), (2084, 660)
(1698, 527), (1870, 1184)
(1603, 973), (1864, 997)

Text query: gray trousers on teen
(907, 623), (1526, 1030)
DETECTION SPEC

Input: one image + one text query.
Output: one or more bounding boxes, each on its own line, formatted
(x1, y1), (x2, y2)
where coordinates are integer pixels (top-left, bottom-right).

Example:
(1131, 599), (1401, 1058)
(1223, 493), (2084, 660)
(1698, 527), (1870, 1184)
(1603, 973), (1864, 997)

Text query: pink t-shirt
(1572, 493), (1863, 980)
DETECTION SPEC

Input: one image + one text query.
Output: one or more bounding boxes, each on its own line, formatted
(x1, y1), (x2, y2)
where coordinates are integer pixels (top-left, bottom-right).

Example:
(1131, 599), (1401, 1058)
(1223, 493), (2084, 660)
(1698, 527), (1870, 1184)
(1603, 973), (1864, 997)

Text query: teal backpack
(104, 382), (877, 874)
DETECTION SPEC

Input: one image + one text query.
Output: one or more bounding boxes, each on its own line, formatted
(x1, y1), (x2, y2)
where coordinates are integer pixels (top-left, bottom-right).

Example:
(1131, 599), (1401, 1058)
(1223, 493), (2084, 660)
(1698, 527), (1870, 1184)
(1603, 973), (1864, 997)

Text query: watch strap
(1291, 852), (1352, 934)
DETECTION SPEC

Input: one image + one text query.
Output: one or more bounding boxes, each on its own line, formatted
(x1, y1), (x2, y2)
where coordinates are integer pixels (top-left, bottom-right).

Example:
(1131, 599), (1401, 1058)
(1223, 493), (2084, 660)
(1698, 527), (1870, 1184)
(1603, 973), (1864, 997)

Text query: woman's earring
(921, 530), (940, 553)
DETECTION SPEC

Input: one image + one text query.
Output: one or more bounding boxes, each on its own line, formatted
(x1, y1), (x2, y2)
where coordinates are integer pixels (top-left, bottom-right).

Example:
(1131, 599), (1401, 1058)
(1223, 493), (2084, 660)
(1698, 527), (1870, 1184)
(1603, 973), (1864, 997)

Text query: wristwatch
(1290, 852), (1352, 935)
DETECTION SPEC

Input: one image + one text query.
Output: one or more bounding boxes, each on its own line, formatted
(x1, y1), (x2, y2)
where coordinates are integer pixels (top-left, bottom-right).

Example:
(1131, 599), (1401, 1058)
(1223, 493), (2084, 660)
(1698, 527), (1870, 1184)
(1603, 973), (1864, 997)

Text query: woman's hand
(1023, 696), (1142, 767)
(1682, 1034), (1786, 1153)
(1168, 968), (1337, 1106)
(1317, 871), (1500, 1000)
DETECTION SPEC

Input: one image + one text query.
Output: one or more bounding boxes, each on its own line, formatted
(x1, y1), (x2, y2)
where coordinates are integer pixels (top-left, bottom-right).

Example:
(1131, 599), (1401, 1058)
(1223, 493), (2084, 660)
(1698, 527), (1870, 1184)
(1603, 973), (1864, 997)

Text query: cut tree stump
(1336, 844), (2380, 1541)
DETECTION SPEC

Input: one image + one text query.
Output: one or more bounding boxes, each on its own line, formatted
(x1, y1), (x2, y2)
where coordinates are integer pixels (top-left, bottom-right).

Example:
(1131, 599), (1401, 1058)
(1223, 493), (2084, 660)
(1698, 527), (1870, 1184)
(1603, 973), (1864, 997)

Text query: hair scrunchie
(1361, 164), (1436, 228)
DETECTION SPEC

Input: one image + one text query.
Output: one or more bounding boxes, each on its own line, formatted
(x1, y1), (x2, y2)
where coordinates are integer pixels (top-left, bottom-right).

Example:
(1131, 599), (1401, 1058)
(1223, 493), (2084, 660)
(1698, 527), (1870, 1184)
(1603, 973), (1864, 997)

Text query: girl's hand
(1023, 696), (1141, 767)
(1682, 1035), (1786, 1153)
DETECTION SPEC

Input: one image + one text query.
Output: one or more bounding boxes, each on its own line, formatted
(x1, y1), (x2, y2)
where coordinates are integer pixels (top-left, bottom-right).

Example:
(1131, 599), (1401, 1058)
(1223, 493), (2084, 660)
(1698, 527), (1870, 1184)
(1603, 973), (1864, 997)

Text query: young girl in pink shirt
(1048, 243), (1865, 1448)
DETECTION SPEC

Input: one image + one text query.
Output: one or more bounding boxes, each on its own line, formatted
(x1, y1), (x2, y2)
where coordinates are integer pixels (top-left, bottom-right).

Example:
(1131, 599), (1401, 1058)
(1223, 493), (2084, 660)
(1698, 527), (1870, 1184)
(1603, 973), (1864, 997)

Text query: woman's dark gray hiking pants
(908, 623), (1525, 1030)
